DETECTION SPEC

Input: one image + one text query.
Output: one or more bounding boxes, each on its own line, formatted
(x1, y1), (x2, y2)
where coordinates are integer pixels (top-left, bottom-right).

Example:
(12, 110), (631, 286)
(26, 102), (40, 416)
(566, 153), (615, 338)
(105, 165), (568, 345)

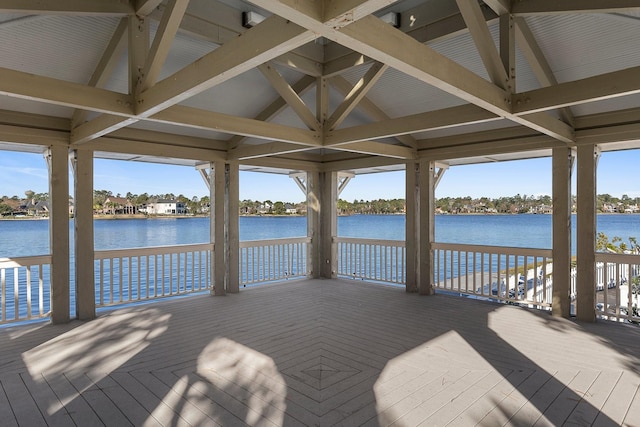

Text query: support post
(72, 149), (95, 320)
(418, 159), (435, 295)
(576, 144), (597, 321)
(47, 146), (70, 323)
(307, 171), (321, 278)
(405, 160), (418, 292)
(227, 162), (240, 293)
(212, 161), (225, 295)
(551, 147), (572, 317)
(319, 171), (338, 278)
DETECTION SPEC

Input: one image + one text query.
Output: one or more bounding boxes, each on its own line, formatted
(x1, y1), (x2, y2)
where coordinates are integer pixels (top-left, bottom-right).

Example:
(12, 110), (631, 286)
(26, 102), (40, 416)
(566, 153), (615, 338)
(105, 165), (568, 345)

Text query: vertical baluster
(13, 267), (19, 320)
(1, 268), (5, 322)
(39, 264), (44, 316)
(26, 266), (32, 319)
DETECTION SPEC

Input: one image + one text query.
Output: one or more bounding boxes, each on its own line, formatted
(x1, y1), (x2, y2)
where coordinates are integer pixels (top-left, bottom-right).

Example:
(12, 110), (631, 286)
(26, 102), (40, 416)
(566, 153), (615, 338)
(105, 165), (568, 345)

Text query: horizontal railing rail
(94, 243), (213, 308)
(0, 255), (52, 324)
(336, 237), (406, 285)
(239, 237), (310, 286)
(593, 252), (640, 324)
(432, 242), (554, 308)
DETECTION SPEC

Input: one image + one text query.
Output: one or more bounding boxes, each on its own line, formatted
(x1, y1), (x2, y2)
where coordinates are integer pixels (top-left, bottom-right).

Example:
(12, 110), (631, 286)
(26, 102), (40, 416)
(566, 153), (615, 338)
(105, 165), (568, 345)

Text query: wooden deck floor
(1, 278), (640, 426)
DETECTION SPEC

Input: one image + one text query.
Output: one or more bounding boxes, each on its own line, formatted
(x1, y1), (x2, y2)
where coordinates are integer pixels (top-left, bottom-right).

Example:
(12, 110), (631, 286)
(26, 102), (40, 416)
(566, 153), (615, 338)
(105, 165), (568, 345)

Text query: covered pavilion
(1, 0), (640, 424)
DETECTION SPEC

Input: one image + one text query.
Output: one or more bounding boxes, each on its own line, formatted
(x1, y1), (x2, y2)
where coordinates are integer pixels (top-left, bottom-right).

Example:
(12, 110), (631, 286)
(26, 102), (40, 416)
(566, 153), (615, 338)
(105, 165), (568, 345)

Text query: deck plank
(1, 278), (640, 426)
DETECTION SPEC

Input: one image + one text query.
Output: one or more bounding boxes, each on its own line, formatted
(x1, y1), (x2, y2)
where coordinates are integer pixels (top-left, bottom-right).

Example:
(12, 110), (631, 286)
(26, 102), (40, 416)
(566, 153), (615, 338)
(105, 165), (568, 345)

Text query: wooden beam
(89, 137), (226, 162)
(136, 0), (163, 16)
(483, 0), (510, 15)
(325, 104), (499, 146)
(330, 76), (418, 149)
(228, 142), (313, 160)
(150, 105), (322, 146)
(334, 141), (417, 159)
(512, 66), (640, 114)
(0, 67), (134, 116)
(0, 0), (133, 15)
(323, 0), (400, 27)
(258, 63), (319, 130)
(140, 0), (190, 91)
(0, 124), (68, 147)
(512, 0), (640, 15)
(456, 0), (508, 88)
(514, 17), (574, 125)
(71, 114), (139, 145)
(72, 18), (128, 128)
(137, 16), (316, 116)
(228, 75), (316, 148)
(326, 62), (388, 131)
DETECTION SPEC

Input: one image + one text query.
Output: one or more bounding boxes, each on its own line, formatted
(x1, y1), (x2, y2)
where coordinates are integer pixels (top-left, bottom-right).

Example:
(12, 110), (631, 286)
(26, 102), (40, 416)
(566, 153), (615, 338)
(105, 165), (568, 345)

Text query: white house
(142, 199), (186, 215)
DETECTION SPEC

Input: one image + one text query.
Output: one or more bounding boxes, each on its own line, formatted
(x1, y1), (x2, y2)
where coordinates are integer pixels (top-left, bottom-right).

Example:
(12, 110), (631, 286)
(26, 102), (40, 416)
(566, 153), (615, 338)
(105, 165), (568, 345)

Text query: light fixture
(242, 11), (265, 28)
(380, 12), (400, 27)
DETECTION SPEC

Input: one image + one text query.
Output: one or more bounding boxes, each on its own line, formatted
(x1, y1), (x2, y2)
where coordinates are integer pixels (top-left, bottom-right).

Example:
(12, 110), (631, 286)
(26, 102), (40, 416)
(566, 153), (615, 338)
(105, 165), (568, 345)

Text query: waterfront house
(143, 199), (186, 215)
(103, 196), (136, 215)
(1, 1), (640, 424)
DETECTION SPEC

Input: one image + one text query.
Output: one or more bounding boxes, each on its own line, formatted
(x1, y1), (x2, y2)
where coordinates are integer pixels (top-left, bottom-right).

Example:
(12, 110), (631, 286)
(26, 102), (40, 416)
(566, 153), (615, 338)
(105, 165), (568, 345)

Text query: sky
(0, 150), (638, 202)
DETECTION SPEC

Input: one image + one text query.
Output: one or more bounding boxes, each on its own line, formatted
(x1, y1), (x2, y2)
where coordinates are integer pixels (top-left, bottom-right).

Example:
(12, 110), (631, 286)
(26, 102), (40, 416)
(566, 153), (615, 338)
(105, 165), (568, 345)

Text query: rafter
(326, 62), (388, 131)
(150, 105), (322, 146)
(333, 141), (416, 159)
(330, 76), (418, 149)
(483, 0), (510, 15)
(228, 75), (316, 149)
(325, 105), (500, 146)
(136, 0), (164, 16)
(137, 16), (316, 116)
(514, 17), (574, 125)
(258, 63), (319, 130)
(512, 66), (640, 115)
(140, 0), (190, 91)
(71, 18), (128, 128)
(511, 0), (640, 15)
(0, 67), (134, 116)
(456, 0), (508, 88)
(0, 0), (133, 16)
(228, 142), (313, 160)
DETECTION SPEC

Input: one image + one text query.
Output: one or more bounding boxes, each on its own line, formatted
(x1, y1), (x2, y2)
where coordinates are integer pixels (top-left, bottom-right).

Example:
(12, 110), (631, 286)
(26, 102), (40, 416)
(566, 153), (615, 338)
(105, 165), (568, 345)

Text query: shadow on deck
(1, 278), (639, 426)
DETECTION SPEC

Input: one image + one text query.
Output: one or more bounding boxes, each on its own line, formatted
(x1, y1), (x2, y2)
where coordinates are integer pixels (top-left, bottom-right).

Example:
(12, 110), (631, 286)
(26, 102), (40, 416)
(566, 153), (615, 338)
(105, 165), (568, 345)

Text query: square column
(405, 160), (418, 292)
(210, 161), (240, 295)
(319, 171), (338, 278)
(72, 149), (95, 320)
(418, 159), (435, 295)
(307, 171), (321, 278)
(551, 147), (572, 317)
(576, 144), (597, 321)
(48, 145), (70, 323)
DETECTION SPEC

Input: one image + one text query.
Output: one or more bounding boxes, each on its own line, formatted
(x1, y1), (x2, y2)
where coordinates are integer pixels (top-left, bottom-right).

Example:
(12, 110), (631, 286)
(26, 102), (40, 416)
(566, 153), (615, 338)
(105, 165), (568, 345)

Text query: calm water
(2, 214), (640, 257)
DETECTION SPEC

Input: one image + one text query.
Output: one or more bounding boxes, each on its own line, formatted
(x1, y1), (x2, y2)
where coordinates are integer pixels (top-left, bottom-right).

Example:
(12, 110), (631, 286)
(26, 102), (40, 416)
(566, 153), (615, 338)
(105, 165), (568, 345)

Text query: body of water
(2, 214), (640, 257)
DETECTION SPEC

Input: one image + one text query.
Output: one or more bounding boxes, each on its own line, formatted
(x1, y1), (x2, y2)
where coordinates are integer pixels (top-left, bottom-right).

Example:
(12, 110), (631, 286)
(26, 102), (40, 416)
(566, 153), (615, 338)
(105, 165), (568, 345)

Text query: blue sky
(0, 150), (638, 202)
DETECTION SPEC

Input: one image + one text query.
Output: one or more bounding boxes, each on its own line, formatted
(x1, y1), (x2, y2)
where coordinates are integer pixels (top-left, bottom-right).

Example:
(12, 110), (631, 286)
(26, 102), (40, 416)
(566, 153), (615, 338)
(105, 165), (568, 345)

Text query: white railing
(432, 242), (554, 308)
(94, 243), (212, 308)
(0, 255), (52, 324)
(336, 237), (406, 285)
(593, 252), (640, 323)
(239, 237), (310, 286)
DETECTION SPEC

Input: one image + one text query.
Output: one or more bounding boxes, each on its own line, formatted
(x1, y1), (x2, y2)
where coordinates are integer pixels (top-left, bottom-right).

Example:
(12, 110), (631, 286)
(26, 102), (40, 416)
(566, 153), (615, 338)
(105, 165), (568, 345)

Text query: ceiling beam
(0, 0), (133, 16)
(511, 0), (640, 15)
(323, 0), (400, 27)
(334, 141), (416, 159)
(227, 75), (316, 148)
(482, 0), (510, 15)
(137, 15), (316, 116)
(330, 76), (418, 149)
(71, 114), (138, 145)
(326, 62), (388, 131)
(0, 67), (134, 116)
(149, 105), (322, 146)
(228, 142), (313, 160)
(325, 104), (500, 146)
(136, 0), (163, 16)
(258, 63), (320, 130)
(512, 66), (640, 115)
